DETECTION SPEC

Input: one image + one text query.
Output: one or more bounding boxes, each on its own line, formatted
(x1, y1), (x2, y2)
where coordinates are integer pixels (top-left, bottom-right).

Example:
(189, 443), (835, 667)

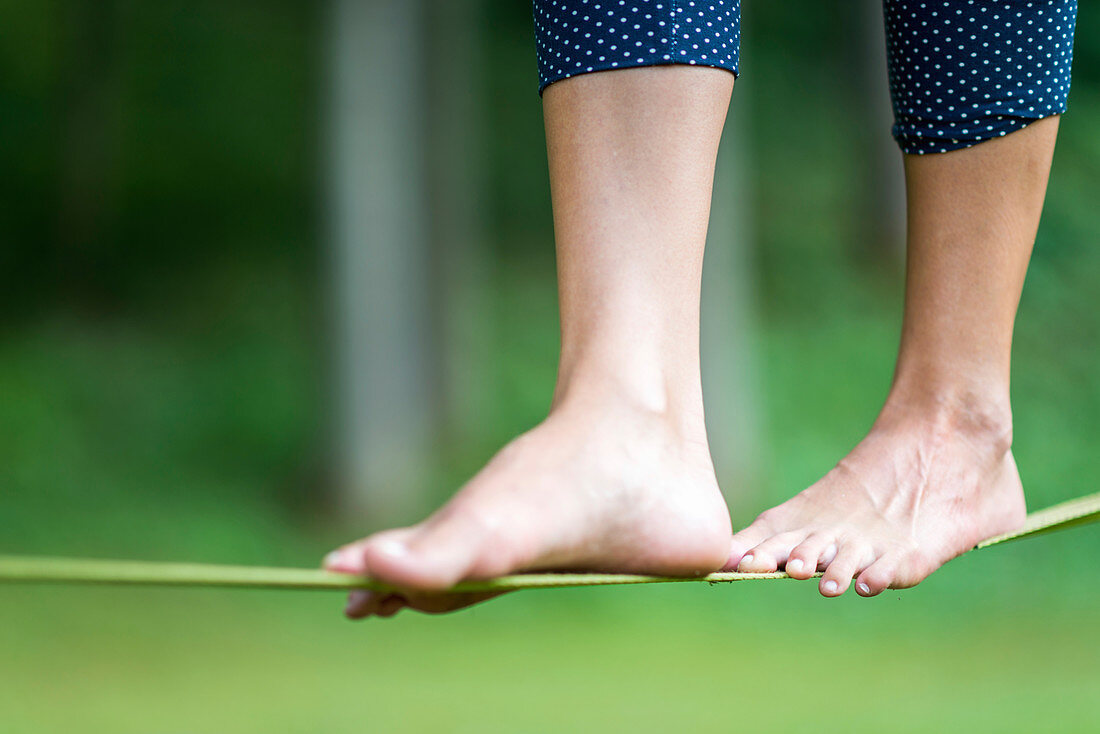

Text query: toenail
(374, 540), (409, 559)
(741, 554), (754, 566)
(857, 582), (871, 595)
(324, 548), (357, 570)
(787, 559), (804, 574)
(823, 580), (839, 594)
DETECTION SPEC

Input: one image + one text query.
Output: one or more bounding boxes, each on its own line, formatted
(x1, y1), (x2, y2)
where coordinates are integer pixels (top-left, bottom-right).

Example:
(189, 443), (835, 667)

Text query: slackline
(1, 491), (1098, 594)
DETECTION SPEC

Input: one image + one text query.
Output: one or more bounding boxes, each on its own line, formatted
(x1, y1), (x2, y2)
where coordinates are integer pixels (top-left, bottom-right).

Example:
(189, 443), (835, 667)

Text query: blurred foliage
(0, 1), (324, 561)
(0, 0), (319, 315)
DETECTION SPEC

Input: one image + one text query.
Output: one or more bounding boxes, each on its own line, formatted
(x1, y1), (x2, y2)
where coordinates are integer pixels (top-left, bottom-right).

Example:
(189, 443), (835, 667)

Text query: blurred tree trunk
(327, 0), (434, 525)
(326, 0), (485, 526)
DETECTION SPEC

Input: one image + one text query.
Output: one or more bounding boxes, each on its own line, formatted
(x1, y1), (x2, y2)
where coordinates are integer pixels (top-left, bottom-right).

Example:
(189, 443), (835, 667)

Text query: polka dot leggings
(532, 0), (1078, 154)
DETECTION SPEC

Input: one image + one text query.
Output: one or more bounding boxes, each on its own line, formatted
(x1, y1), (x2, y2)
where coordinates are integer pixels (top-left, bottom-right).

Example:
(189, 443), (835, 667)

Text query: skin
(324, 68), (1061, 615)
(325, 66), (738, 617)
(730, 116), (1059, 597)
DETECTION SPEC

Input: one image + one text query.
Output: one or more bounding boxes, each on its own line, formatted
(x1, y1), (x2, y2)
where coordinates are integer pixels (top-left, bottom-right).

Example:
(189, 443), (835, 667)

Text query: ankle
(550, 359), (708, 441)
(878, 382), (1013, 456)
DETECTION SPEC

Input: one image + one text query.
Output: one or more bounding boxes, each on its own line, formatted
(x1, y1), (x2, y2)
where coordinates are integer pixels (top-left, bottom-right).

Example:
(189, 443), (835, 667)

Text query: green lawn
(2, 536), (1097, 734)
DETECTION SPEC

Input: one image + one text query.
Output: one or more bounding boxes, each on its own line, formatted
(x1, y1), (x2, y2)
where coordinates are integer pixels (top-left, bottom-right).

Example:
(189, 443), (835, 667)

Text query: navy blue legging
(533, 0), (1077, 154)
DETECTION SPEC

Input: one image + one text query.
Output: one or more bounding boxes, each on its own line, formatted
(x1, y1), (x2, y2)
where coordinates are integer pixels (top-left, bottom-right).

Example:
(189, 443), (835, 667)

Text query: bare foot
(324, 394), (732, 617)
(727, 400), (1026, 597)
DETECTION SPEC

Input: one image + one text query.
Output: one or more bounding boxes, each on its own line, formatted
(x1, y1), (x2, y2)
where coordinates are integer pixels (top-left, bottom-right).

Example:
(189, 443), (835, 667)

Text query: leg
(731, 116), (1058, 595)
(726, 0), (1078, 598)
(326, 66), (736, 616)
(729, 0), (1076, 598)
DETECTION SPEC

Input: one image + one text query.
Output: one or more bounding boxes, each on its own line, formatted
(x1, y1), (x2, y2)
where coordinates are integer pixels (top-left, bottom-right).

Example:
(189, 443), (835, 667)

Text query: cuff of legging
(538, 59), (739, 96)
(893, 110), (1066, 155)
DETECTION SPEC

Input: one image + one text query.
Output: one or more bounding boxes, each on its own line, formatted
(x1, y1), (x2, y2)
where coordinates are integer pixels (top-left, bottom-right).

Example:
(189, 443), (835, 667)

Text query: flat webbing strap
(1, 491), (1098, 594)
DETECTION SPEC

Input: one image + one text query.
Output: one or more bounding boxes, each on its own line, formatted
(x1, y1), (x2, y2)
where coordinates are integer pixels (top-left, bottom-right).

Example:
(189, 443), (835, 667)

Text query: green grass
(2, 543), (1098, 734)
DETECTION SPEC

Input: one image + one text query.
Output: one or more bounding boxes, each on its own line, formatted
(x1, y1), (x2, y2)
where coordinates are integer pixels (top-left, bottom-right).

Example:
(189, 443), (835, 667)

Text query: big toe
(362, 514), (494, 591)
(324, 528), (413, 575)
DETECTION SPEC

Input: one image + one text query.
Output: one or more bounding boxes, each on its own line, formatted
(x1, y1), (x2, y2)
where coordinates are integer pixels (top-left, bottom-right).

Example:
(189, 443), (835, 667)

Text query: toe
(737, 531), (807, 573)
(325, 528), (414, 575)
(402, 591), (505, 614)
(345, 590), (380, 619)
(786, 533), (834, 580)
(819, 543), (874, 598)
(363, 512), (491, 591)
(724, 520), (773, 571)
(855, 557), (897, 597)
(892, 547), (938, 589)
(375, 594), (406, 618)
(350, 589), (504, 617)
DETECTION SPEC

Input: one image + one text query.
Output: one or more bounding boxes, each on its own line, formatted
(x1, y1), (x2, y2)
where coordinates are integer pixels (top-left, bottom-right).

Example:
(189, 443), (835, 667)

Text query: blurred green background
(1, 1), (1098, 732)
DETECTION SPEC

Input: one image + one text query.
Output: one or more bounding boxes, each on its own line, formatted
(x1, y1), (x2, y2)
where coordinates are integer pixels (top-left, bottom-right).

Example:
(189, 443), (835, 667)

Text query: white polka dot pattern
(885, 0), (1077, 153)
(533, 0), (741, 93)
(532, 0), (1077, 154)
